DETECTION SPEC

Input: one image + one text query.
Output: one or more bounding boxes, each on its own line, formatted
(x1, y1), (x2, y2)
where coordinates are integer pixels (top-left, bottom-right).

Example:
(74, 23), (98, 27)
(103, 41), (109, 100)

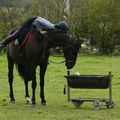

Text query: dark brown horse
(7, 28), (83, 106)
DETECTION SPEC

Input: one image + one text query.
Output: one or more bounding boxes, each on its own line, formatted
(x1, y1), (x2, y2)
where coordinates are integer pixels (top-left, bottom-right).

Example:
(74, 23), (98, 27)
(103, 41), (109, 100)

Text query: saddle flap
(10, 28), (33, 48)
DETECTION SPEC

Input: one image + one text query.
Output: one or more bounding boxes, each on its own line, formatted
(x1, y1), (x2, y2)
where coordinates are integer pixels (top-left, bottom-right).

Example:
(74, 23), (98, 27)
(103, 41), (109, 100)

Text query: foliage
(75, 14), (89, 38)
(0, 0), (28, 39)
(87, 0), (120, 54)
(0, 0), (120, 55)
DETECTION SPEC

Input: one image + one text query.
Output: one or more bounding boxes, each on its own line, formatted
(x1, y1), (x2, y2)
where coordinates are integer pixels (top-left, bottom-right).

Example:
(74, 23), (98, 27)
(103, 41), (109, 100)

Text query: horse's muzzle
(65, 61), (75, 69)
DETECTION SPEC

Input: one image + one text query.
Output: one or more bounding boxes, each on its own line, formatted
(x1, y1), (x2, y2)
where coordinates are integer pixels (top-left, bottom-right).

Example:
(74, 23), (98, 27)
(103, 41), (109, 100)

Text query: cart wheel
(106, 101), (114, 109)
(93, 100), (101, 110)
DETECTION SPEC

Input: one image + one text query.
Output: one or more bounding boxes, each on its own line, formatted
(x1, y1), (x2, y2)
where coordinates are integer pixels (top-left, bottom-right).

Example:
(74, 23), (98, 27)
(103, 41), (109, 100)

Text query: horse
(7, 28), (84, 106)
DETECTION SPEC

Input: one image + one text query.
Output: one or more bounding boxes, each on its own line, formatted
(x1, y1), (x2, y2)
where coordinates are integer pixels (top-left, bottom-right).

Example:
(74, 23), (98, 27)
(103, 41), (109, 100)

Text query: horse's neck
(48, 39), (64, 48)
(47, 32), (70, 49)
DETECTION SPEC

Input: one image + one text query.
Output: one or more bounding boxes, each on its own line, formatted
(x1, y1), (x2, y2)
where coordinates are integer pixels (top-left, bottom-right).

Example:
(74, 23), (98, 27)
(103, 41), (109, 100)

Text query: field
(0, 54), (120, 120)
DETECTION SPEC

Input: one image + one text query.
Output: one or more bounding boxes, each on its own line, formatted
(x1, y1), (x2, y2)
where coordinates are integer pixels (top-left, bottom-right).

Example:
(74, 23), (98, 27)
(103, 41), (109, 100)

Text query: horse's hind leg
(7, 53), (15, 102)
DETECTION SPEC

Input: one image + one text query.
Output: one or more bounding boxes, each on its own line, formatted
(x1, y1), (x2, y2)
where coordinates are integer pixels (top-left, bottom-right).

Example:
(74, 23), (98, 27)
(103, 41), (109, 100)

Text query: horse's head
(48, 30), (84, 69)
(63, 37), (84, 69)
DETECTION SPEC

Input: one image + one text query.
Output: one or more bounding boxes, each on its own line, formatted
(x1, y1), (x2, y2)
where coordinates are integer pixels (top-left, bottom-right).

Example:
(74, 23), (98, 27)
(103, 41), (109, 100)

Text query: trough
(64, 71), (114, 110)
(65, 74), (110, 89)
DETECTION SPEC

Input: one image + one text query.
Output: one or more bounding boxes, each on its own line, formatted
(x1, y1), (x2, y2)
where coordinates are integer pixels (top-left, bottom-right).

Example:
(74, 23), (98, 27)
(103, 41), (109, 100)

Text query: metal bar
(109, 71), (112, 102)
(67, 70), (70, 101)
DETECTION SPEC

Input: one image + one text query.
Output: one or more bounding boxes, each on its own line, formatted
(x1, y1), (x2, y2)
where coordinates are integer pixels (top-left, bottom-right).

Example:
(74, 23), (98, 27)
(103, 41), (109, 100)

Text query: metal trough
(64, 71), (114, 110)
(65, 75), (110, 89)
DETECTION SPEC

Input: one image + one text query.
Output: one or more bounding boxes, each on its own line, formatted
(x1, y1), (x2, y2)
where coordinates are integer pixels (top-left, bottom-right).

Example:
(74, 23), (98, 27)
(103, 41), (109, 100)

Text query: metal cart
(64, 71), (114, 110)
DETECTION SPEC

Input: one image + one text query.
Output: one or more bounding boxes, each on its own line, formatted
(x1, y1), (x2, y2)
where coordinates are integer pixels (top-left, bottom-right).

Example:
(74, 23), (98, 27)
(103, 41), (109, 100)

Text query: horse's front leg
(40, 63), (48, 105)
(31, 70), (37, 106)
(7, 53), (15, 103)
(24, 80), (31, 104)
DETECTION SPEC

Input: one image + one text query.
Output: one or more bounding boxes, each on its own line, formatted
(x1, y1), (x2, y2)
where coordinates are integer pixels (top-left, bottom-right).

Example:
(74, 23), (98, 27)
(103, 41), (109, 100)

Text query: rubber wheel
(106, 101), (114, 109)
(93, 100), (101, 110)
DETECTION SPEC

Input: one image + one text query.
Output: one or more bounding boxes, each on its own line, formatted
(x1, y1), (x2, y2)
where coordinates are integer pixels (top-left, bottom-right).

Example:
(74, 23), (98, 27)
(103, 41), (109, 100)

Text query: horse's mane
(47, 29), (68, 37)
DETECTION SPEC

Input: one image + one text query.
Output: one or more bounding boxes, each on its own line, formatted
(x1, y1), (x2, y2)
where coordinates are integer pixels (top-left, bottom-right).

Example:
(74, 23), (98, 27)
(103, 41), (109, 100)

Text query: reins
(49, 60), (65, 64)
(42, 29), (69, 64)
(41, 38), (66, 64)
(48, 53), (65, 64)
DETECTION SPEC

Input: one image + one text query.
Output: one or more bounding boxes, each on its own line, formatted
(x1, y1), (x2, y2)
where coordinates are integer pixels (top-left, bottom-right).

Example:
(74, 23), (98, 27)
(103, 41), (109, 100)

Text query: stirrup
(15, 39), (19, 46)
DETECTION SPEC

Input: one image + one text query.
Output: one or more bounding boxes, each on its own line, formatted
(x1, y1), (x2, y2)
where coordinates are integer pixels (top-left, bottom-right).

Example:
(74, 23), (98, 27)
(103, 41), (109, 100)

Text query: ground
(0, 54), (120, 120)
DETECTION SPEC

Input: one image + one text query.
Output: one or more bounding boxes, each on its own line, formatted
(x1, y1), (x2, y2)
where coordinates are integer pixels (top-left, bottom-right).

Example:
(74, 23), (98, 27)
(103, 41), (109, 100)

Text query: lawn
(0, 54), (120, 120)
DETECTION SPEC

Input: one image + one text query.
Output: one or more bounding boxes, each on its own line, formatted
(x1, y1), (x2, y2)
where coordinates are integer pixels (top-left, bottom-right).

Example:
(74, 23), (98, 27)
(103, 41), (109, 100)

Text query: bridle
(64, 45), (77, 59)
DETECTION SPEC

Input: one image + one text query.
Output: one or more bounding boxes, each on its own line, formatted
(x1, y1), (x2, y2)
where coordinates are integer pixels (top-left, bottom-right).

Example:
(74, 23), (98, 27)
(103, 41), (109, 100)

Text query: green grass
(0, 54), (120, 120)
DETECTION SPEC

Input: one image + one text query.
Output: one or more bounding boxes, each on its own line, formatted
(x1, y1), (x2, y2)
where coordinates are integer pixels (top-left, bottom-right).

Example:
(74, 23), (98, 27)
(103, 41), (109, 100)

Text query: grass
(0, 54), (120, 120)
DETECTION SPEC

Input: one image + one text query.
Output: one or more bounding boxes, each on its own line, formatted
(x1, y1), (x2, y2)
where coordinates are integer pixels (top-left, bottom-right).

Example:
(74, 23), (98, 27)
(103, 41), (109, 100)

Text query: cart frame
(64, 71), (114, 110)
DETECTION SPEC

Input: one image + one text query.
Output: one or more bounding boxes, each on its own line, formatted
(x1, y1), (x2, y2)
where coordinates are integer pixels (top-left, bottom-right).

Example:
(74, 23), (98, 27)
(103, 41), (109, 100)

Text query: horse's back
(8, 30), (44, 65)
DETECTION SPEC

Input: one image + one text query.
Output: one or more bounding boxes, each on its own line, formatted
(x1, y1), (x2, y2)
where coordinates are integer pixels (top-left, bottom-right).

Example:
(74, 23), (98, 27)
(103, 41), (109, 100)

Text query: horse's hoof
(32, 104), (37, 108)
(41, 101), (47, 106)
(26, 97), (31, 104)
(10, 100), (15, 104)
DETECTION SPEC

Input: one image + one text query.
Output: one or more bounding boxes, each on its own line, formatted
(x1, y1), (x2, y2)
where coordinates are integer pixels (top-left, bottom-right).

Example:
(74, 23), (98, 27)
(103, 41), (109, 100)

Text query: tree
(0, 0), (27, 39)
(87, 0), (120, 54)
(63, 0), (89, 34)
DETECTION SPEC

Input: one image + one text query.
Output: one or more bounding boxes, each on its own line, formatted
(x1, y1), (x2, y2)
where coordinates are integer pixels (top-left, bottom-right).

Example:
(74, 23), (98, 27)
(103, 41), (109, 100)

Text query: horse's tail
(16, 63), (32, 81)
(16, 63), (26, 80)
